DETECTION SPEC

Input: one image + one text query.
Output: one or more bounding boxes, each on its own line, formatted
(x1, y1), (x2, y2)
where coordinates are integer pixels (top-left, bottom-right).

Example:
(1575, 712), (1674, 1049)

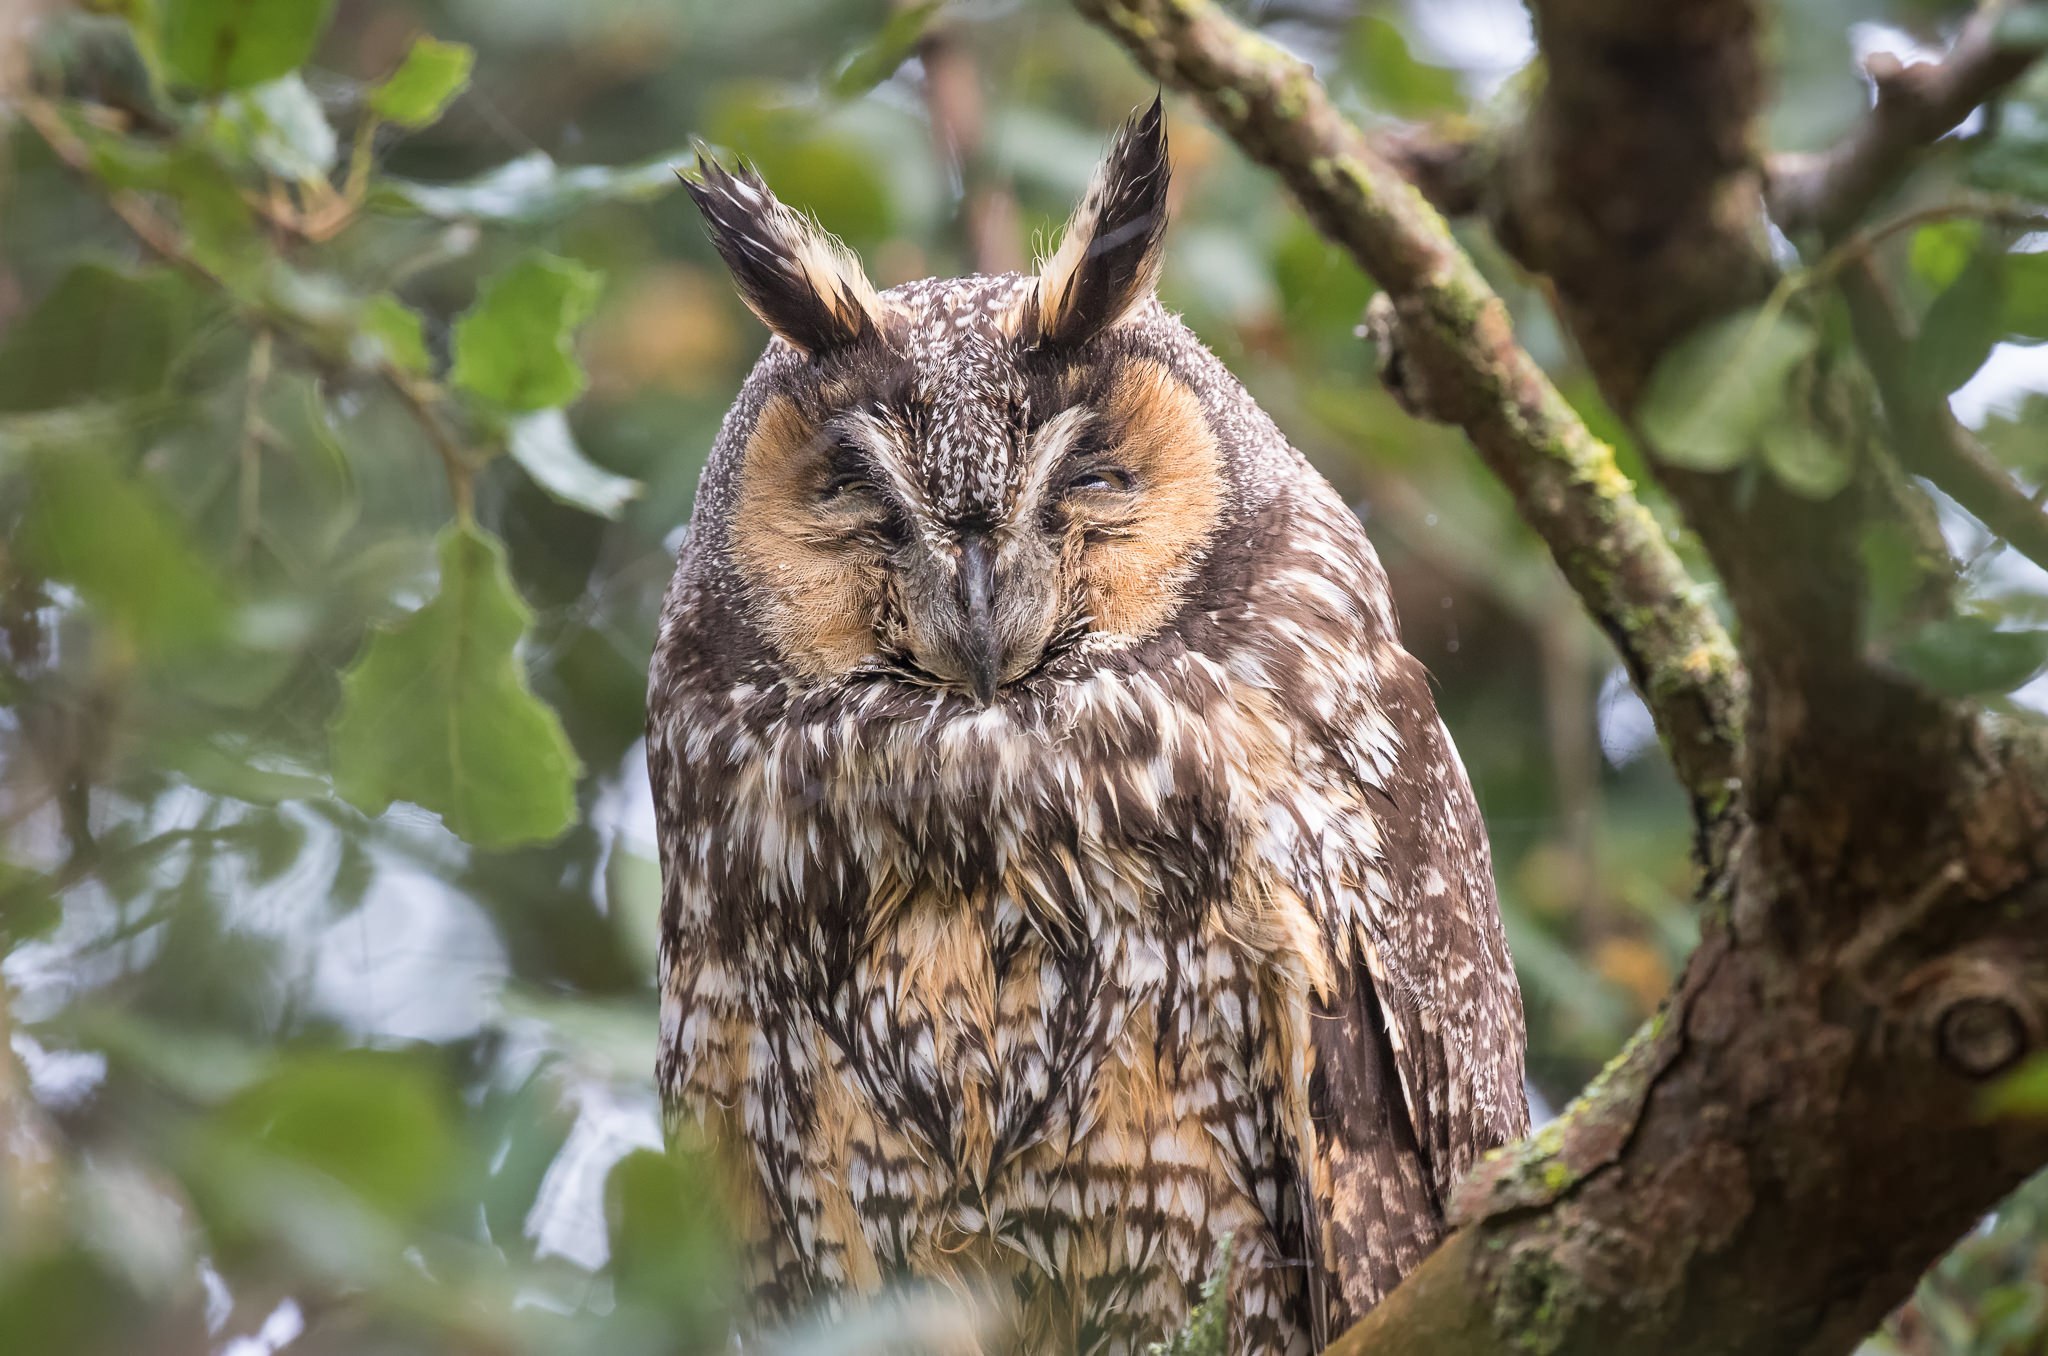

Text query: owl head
(682, 100), (1250, 702)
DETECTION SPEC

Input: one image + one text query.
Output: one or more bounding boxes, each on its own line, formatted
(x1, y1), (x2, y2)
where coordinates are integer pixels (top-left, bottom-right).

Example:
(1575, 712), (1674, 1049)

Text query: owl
(648, 100), (1528, 1355)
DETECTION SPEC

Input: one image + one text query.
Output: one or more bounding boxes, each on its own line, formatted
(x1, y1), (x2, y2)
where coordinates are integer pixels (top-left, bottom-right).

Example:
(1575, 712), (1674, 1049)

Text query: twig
(382, 365), (476, 516)
(1769, 1), (2048, 238)
(236, 329), (273, 563)
(1073, 0), (1747, 835)
(1820, 199), (2048, 277)
(1840, 254), (2048, 573)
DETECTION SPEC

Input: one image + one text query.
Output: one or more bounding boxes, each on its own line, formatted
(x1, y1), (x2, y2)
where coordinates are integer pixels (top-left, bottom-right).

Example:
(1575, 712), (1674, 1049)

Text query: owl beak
(956, 533), (1001, 703)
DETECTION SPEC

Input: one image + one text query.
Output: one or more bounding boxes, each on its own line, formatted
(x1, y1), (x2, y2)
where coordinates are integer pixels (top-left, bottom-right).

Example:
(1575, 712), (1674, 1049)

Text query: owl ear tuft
(683, 152), (884, 355)
(1033, 97), (1170, 347)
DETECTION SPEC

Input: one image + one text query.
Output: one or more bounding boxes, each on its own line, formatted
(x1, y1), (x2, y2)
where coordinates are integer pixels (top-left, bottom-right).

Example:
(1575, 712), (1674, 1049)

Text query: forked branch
(1071, 0), (1747, 833)
(1770, 2), (2048, 238)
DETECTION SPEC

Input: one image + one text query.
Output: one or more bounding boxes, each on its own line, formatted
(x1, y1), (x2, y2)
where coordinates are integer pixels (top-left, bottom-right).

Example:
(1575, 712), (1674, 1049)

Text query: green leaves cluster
(1638, 199), (2048, 704)
(5, 0), (675, 850)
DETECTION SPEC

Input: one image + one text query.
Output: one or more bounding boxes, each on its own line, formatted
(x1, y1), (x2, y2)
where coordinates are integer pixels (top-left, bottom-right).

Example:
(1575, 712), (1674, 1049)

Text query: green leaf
(0, 861), (60, 949)
(1637, 303), (1818, 471)
(828, 0), (943, 98)
(1980, 1053), (2048, 1121)
(1860, 519), (1935, 639)
(0, 263), (193, 413)
(210, 1049), (456, 1218)
(1969, 99), (2048, 200)
(359, 293), (432, 373)
(330, 520), (580, 847)
(2003, 250), (2048, 343)
(1908, 220), (1981, 294)
(219, 74), (336, 181)
(380, 150), (681, 225)
(159, 0), (335, 94)
(604, 1147), (736, 1336)
(1759, 411), (1853, 499)
(1891, 614), (2048, 697)
(18, 445), (231, 660)
(164, 147), (264, 288)
(506, 408), (640, 518)
(1914, 246), (2006, 400)
(367, 35), (474, 129)
(451, 253), (602, 412)
(1348, 14), (1463, 117)
(1978, 391), (2048, 477)
(159, 732), (329, 804)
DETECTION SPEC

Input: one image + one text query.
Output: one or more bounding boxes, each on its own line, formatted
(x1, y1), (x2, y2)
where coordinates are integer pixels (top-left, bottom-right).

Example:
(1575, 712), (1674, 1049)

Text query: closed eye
(1066, 465), (1134, 494)
(821, 469), (873, 500)
(820, 437), (877, 502)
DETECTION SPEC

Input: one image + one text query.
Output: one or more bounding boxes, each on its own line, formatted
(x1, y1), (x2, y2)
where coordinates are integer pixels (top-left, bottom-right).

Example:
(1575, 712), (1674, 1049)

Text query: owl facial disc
(689, 100), (1226, 702)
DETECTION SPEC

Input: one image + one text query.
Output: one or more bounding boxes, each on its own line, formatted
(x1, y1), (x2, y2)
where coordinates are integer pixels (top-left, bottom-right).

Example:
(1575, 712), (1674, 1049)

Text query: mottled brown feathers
(650, 101), (1527, 1355)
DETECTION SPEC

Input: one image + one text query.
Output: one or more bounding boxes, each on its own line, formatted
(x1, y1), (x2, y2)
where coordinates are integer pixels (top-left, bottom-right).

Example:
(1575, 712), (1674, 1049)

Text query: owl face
(685, 102), (1228, 700)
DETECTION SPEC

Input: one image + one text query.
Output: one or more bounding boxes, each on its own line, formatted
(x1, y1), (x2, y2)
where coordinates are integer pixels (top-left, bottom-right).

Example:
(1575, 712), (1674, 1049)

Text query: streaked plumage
(649, 101), (1527, 1354)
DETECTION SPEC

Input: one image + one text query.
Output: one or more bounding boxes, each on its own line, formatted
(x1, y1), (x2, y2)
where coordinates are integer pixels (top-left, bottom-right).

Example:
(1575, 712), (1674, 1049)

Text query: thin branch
(1073, 0), (1747, 835)
(382, 364), (477, 517)
(1819, 198), (2048, 271)
(235, 328), (273, 563)
(1840, 254), (2048, 572)
(1769, 1), (2048, 238)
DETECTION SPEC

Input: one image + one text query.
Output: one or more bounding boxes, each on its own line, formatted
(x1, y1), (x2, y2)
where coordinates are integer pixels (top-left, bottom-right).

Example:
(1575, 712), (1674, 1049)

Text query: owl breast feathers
(648, 100), (1528, 1355)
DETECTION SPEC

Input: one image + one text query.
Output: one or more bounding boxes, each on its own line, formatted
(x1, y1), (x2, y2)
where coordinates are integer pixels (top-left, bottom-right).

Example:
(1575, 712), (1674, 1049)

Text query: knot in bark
(1937, 996), (2029, 1080)
(1896, 950), (2045, 1082)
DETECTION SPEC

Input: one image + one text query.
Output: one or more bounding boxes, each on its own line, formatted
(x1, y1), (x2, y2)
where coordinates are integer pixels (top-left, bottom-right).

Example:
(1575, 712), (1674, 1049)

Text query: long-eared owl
(648, 100), (1528, 1354)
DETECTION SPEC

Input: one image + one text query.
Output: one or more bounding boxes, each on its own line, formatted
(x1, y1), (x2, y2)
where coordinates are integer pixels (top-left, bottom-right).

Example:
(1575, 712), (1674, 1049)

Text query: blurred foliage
(0, 0), (2045, 1351)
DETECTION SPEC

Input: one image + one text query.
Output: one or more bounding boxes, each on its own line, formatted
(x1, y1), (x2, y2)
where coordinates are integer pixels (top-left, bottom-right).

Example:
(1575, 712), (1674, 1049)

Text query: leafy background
(1, 0), (2045, 1352)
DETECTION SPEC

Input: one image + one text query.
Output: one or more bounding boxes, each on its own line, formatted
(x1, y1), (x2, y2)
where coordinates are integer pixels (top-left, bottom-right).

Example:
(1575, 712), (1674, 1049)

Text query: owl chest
(802, 899), (1151, 1185)
(714, 889), (1294, 1310)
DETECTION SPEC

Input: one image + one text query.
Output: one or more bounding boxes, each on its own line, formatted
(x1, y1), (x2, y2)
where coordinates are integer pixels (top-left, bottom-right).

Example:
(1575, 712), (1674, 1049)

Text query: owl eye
(1065, 465), (1134, 494)
(820, 439), (877, 503)
(821, 469), (873, 501)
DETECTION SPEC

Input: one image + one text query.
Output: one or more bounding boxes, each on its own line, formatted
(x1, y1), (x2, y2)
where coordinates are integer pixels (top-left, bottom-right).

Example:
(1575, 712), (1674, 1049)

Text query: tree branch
(1840, 255), (2048, 573)
(1072, 0), (1747, 835)
(1769, 2), (2048, 239)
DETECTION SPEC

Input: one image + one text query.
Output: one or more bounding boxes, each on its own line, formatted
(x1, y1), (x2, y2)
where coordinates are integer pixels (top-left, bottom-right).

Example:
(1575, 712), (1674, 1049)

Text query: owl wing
(1246, 498), (1528, 1322)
